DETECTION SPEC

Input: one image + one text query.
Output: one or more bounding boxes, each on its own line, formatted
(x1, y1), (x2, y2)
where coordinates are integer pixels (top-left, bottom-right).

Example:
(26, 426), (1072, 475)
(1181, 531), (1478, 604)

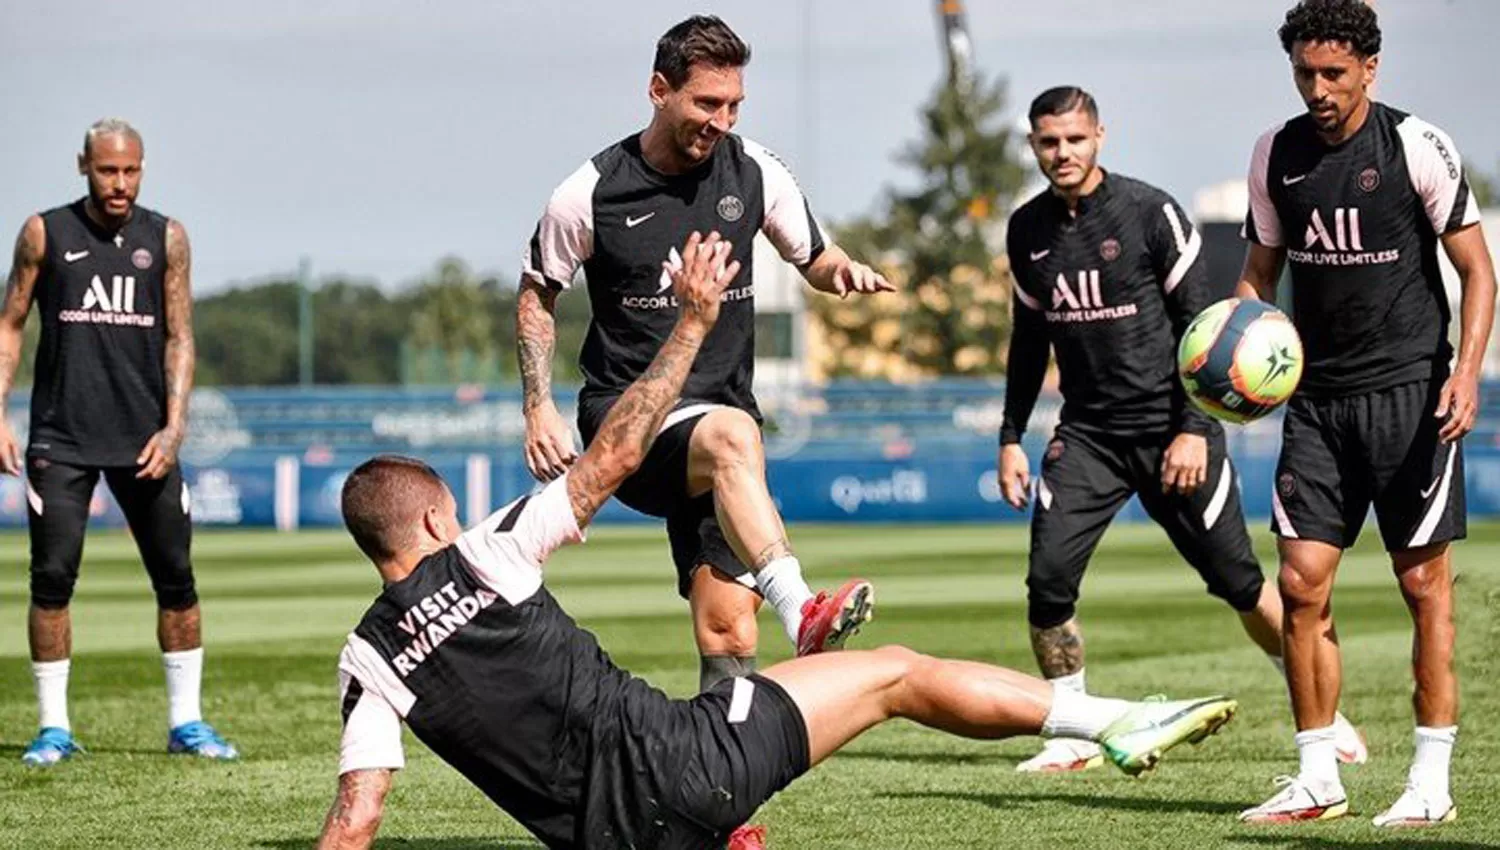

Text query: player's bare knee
(693, 601), (758, 656)
(1394, 560), (1450, 610)
(700, 410), (764, 470)
(1276, 562), (1330, 612)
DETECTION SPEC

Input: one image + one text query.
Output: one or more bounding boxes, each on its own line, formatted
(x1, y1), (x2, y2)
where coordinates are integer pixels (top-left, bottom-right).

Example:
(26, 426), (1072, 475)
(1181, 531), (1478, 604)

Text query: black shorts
(587, 674), (809, 850)
(579, 397), (752, 599)
(1272, 379), (1466, 552)
(1026, 423), (1264, 629)
(25, 457), (196, 609)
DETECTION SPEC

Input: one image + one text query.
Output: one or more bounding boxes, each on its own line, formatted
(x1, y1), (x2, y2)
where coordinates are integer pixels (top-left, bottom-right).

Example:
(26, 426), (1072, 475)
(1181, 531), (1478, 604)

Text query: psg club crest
(132, 248), (153, 269)
(717, 194), (745, 222)
(1357, 167), (1381, 193)
(1100, 238), (1121, 262)
(1278, 471), (1297, 498)
(1045, 438), (1066, 462)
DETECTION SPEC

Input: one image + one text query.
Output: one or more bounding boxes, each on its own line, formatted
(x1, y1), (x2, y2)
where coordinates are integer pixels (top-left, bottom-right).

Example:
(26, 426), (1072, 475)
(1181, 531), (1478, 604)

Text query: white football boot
(1239, 775), (1348, 823)
(1332, 711), (1369, 765)
(1372, 783), (1456, 828)
(1016, 738), (1104, 773)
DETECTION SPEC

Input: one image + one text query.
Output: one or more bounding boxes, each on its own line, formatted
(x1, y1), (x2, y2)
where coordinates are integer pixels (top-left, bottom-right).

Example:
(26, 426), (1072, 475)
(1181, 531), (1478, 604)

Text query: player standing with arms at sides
(0, 120), (237, 766)
(1235, 0), (1494, 826)
(999, 87), (1364, 774)
(317, 232), (1239, 850)
(518, 17), (891, 691)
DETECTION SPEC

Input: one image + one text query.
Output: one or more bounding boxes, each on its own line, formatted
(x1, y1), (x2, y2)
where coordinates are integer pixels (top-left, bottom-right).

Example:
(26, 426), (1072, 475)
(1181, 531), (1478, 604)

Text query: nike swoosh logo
(64, 250), (90, 262)
(1420, 475), (1443, 500)
(626, 212), (656, 228)
(1029, 249), (1050, 261)
(1282, 174), (1308, 185)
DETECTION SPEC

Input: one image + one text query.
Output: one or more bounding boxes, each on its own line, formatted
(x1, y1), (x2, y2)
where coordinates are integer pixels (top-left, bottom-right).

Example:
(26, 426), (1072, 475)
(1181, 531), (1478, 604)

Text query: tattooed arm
(518, 277), (577, 481)
(0, 216), (44, 475)
(315, 769), (393, 850)
(137, 219), (194, 479)
(565, 233), (739, 527)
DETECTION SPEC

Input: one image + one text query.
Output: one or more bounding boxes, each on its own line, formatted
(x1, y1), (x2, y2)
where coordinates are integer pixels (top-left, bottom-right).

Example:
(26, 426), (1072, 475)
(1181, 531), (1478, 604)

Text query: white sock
(1410, 725), (1456, 795)
(1294, 725), (1341, 785)
(1041, 683), (1130, 740)
(1049, 669), (1086, 695)
(755, 556), (814, 645)
(33, 659), (71, 732)
(163, 648), (204, 729)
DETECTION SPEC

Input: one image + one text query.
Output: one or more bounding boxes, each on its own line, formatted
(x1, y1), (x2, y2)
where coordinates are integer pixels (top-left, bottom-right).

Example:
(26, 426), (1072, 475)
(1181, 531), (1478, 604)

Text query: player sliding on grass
(998, 86), (1364, 775)
(1236, 0), (1495, 827)
(317, 232), (1239, 850)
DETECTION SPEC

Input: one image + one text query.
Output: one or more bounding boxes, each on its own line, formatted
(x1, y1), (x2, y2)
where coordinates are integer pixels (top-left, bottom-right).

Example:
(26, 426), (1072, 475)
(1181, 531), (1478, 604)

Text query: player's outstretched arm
(1235, 243), (1285, 303)
(1435, 223), (1497, 443)
(801, 244), (896, 298)
(0, 216), (44, 475)
(315, 768), (393, 850)
(564, 232), (740, 527)
(517, 276), (577, 481)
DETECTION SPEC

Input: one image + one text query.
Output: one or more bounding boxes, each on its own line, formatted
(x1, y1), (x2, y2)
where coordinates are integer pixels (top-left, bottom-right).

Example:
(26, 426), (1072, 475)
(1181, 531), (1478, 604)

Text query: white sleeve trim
(521, 160), (599, 290)
(455, 476), (584, 605)
(1242, 123), (1285, 247)
(340, 634), (416, 716)
(742, 138), (825, 266)
(338, 668), (406, 775)
(1396, 115), (1481, 235)
(1161, 203), (1203, 295)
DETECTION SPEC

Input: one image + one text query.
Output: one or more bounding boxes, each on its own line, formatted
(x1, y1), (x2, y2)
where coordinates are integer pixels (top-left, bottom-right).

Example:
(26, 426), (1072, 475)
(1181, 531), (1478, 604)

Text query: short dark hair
(1028, 86), (1099, 128)
(1279, 0), (1381, 57)
(341, 454), (447, 562)
(653, 15), (751, 88)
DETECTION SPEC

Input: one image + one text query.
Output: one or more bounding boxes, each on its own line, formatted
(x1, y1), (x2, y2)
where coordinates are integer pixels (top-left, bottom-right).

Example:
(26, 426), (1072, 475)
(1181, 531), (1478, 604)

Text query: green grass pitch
(0, 520), (1496, 848)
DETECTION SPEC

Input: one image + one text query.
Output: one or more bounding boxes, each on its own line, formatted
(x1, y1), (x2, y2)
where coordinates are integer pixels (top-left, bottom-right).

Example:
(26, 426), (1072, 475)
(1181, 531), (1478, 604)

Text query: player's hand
(136, 425), (184, 479)
(1435, 369), (1481, 444)
(998, 443), (1031, 510)
(666, 231), (740, 332)
(832, 260), (896, 299)
(1161, 432), (1208, 495)
(523, 402), (577, 482)
(0, 419), (21, 475)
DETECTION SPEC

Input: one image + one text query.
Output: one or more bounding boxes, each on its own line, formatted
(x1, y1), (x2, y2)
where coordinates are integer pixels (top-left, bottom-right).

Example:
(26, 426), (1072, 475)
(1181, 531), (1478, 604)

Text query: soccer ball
(1177, 298), (1303, 423)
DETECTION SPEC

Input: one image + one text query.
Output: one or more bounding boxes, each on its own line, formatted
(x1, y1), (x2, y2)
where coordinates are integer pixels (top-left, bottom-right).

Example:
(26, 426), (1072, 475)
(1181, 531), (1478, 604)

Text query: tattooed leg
(1030, 618), (1086, 679)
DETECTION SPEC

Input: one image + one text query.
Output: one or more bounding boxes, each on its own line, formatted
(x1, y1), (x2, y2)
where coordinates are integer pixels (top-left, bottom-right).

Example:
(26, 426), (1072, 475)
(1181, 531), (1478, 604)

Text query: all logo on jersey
(621, 245), (753, 312)
(59, 274), (156, 327)
(1042, 270), (1138, 323)
(1289, 207), (1399, 267)
(717, 194), (745, 222)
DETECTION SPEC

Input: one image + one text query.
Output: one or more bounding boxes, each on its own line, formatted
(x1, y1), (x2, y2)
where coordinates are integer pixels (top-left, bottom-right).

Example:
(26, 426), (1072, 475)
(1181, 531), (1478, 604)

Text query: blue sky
(3, 0), (1495, 292)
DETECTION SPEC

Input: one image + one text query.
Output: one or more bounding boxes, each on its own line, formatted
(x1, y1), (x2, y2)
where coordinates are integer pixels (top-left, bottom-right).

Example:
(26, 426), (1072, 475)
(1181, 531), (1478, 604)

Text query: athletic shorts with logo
(1272, 377), (1465, 552)
(25, 456), (196, 610)
(1026, 423), (1264, 629)
(587, 673), (809, 849)
(578, 395), (752, 599)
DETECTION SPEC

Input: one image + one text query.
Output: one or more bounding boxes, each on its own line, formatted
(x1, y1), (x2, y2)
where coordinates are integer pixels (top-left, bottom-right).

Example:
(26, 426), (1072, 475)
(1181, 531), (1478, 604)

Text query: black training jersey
(1243, 102), (1481, 396)
(1002, 173), (1216, 443)
(336, 478), (675, 849)
(29, 199), (169, 466)
(521, 133), (826, 421)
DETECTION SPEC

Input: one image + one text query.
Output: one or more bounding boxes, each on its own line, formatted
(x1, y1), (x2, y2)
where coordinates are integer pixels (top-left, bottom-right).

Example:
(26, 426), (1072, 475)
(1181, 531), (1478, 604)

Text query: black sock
(699, 654), (757, 693)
